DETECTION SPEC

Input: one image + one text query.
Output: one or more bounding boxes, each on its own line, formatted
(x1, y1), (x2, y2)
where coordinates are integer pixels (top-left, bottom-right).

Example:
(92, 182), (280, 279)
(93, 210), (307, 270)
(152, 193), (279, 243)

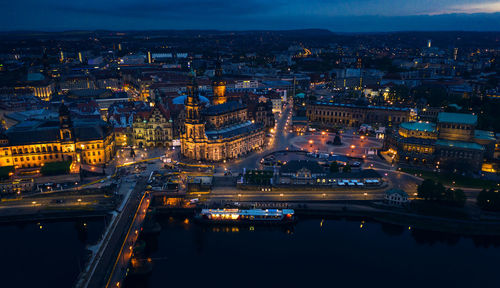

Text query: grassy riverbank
(400, 167), (498, 189)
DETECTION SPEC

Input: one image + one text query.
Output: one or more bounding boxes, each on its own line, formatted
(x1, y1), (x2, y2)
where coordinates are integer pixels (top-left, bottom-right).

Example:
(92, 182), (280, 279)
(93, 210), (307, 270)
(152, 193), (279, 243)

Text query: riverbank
(0, 207), (111, 223)
(153, 201), (500, 236)
(293, 203), (500, 236)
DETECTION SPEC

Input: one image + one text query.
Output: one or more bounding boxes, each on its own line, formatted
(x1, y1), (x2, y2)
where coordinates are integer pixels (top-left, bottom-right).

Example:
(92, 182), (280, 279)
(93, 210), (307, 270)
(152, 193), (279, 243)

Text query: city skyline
(3, 0), (500, 32)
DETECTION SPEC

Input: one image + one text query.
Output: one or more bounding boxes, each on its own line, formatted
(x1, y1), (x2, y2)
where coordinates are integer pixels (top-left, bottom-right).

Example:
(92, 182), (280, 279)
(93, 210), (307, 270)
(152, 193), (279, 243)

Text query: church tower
(59, 101), (74, 141)
(211, 57), (226, 105)
(181, 71), (206, 160)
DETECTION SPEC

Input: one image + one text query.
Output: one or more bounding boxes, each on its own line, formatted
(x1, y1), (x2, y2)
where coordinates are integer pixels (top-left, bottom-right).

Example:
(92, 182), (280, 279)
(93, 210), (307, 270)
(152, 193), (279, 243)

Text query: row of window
(83, 158), (102, 164)
(85, 151), (102, 157)
(439, 150), (478, 159)
(317, 117), (351, 124)
(83, 144), (101, 149)
(8, 154), (60, 164)
(11, 146), (60, 154)
(440, 124), (471, 130)
(403, 145), (433, 153)
(315, 110), (352, 117)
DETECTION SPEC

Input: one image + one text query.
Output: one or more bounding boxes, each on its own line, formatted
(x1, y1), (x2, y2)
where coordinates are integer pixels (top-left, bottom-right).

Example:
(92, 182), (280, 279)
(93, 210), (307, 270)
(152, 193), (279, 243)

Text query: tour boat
(196, 208), (296, 224)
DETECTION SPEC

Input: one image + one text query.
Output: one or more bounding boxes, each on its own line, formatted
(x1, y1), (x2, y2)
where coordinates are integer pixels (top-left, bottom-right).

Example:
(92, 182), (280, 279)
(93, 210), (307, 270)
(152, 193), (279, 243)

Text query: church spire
(186, 69), (200, 106)
(185, 69), (201, 123)
(212, 55), (227, 105)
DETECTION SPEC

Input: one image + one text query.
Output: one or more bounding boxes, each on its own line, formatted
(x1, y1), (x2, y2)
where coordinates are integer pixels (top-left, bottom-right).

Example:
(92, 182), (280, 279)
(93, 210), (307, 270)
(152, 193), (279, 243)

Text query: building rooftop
(325, 169), (381, 179)
(202, 101), (246, 116)
(437, 112), (477, 125)
(172, 94), (209, 105)
(205, 121), (262, 140)
(400, 122), (436, 132)
(313, 101), (412, 112)
(6, 118), (112, 145)
(280, 160), (325, 174)
(474, 130), (496, 141)
(385, 189), (409, 197)
(435, 139), (484, 151)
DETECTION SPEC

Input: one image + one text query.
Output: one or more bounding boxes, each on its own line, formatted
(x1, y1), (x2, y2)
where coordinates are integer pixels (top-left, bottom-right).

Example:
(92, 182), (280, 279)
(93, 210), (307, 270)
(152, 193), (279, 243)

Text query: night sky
(3, 0), (500, 31)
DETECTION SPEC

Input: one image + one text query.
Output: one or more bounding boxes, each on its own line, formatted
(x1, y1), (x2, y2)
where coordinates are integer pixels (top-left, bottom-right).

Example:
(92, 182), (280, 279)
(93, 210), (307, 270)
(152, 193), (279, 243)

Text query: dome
(172, 94), (209, 105)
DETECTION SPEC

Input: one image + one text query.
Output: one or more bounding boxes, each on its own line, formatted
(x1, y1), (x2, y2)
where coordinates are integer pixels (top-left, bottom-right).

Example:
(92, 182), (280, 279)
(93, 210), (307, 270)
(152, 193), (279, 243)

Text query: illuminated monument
(180, 71), (265, 162)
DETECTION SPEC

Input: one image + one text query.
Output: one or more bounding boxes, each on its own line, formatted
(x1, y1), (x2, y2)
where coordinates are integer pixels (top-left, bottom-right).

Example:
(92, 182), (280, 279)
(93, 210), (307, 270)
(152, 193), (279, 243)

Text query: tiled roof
(400, 122), (436, 132)
(386, 189), (408, 197)
(280, 160), (325, 174)
(437, 112), (477, 125)
(202, 101), (246, 116)
(205, 121), (262, 140)
(325, 169), (381, 179)
(474, 130), (496, 141)
(6, 118), (112, 145)
(314, 101), (412, 111)
(435, 139), (484, 151)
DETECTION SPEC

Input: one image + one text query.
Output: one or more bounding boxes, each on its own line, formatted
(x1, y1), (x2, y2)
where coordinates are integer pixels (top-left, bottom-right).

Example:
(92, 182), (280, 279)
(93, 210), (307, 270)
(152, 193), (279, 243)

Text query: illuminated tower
(78, 52), (83, 63)
(211, 58), (227, 105)
(147, 51), (152, 64)
(181, 71), (206, 160)
(357, 56), (363, 89)
(427, 40), (432, 48)
(59, 102), (74, 141)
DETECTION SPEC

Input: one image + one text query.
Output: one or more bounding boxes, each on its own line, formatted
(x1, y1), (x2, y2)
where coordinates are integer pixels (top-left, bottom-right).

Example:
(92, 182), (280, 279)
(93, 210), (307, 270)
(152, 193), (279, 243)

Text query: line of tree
(329, 162), (351, 173)
(244, 170), (273, 185)
(477, 188), (500, 211)
(417, 179), (466, 207)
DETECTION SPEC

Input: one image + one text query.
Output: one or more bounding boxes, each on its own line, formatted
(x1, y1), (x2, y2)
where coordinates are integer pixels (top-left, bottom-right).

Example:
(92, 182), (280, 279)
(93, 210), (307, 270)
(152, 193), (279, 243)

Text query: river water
(0, 217), (106, 288)
(125, 215), (500, 288)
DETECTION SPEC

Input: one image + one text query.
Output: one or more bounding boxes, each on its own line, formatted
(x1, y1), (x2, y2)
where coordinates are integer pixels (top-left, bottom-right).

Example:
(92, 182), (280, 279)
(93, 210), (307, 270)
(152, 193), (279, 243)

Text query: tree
(417, 179), (435, 200)
(477, 188), (489, 208)
(444, 188), (466, 207)
(342, 164), (351, 173)
(418, 179), (466, 207)
(329, 162), (339, 173)
(477, 188), (500, 211)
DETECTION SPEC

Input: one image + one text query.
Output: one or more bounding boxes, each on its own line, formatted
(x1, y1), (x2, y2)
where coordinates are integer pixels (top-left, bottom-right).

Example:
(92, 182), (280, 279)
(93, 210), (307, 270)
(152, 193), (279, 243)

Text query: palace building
(132, 102), (173, 148)
(180, 72), (265, 162)
(307, 100), (416, 127)
(385, 112), (496, 172)
(0, 103), (115, 170)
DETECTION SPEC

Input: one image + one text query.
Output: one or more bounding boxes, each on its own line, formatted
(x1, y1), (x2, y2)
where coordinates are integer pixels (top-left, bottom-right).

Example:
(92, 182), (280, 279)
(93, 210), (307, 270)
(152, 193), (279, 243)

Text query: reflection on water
(0, 217), (107, 288)
(125, 215), (500, 288)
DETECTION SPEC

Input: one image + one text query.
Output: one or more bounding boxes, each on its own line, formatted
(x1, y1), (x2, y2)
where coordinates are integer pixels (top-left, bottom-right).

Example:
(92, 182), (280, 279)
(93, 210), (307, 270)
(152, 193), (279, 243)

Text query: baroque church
(180, 61), (265, 162)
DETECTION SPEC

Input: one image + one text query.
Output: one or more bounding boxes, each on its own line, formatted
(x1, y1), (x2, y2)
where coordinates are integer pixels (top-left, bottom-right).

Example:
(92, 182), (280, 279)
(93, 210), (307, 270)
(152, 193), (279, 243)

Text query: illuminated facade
(0, 103), (115, 169)
(132, 103), (173, 148)
(212, 58), (227, 105)
(307, 101), (416, 127)
(181, 74), (265, 162)
(386, 112), (496, 172)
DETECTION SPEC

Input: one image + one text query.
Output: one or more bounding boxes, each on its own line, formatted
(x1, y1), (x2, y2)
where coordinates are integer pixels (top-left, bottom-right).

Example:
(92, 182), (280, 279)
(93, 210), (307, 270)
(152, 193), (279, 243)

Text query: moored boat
(195, 208), (296, 225)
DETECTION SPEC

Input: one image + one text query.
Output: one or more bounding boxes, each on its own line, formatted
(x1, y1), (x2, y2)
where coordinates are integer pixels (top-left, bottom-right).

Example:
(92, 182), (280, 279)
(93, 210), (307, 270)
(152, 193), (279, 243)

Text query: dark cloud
(49, 0), (282, 19)
(1, 0), (500, 31)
